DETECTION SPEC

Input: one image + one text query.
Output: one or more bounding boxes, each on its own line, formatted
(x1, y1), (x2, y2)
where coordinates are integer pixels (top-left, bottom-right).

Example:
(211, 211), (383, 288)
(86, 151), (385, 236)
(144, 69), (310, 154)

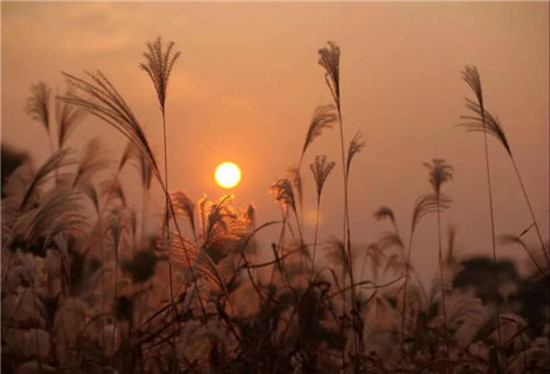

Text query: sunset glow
(1, 3), (548, 371)
(215, 162), (242, 189)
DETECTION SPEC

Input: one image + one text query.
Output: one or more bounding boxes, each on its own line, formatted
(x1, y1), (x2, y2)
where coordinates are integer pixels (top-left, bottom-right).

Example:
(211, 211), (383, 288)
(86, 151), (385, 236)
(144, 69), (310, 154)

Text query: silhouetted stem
(140, 188), (149, 248)
(161, 108), (178, 368)
(30, 278), (44, 374)
(113, 236), (118, 364)
(310, 196), (321, 282)
(400, 232), (414, 363)
(480, 98), (504, 366)
(509, 156), (549, 265)
(436, 201), (449, 373)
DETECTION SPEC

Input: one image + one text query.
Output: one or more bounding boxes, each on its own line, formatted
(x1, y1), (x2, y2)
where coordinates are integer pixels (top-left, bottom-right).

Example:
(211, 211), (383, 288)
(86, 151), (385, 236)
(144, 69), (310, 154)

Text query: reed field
(1, 32), (549, 374)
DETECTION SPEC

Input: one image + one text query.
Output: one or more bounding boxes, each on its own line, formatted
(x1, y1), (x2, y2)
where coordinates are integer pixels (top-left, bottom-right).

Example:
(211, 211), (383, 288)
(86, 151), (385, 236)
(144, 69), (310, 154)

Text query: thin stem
(161, 108), (178, 367)
(400, 232), (414, 364)
(336, 107), (348, 315)
(98, 217), (107, 367)
(30, 278), (44, 374)
(480, 101), (504, 366)
(310, 197), (321, 282)
(113, 237), (119, 365)
(510, 156), (549, 265)
(436, 203), (449, 373)
(140, 188), (149, 249)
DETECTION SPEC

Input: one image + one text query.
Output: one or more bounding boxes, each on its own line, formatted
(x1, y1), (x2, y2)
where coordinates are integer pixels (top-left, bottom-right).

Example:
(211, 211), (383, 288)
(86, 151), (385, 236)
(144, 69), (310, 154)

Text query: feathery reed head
(411, 193), (452, 233)
(73, 138), (111, 188)
(461, 65), (483, 107)
(245, 203), (255, 227)
(196, 195), (249, 257)
(309, 155), (335, 198)
(140, 36), (181, 111)
(119, 140), (153, 191)
(318, 41), (341, 107)
(374, 206), (395, 223)
(19, 148), (76, 212)
(460, 102), (512, 156)
(23, 189), (87, 250)
(287, 166), (303, 210)
(346, 131), (365, 175)
(423, 159), (453, 195)
(60, 71), (162, 185)
(270, 178), (297, 215)
(26, 82), (52, 134)
(172, 191), (196, 237)
(373, 206), (400, 233)
(460, 65), (512, 155)
(302, 105), (337, 157)
(55, 90), (86, 149)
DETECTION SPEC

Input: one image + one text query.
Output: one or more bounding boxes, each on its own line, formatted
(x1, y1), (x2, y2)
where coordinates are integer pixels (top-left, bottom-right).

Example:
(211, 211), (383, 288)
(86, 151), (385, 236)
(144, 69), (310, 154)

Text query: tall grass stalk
(460, 81), (548, 266)
(424, 159), (453, 372)
(461, 65), (503, 363)
(319, 42), (368, 369)
(141, 36), (181, 367)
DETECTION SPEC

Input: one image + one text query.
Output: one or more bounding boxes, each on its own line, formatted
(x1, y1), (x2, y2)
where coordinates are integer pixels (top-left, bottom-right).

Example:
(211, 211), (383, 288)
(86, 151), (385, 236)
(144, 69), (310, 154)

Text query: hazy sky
(2, 2), (548, 280)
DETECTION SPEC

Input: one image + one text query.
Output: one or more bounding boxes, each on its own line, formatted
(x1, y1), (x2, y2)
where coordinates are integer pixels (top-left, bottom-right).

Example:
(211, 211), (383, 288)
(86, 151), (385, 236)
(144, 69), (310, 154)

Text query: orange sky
(2, 2), (548, 280)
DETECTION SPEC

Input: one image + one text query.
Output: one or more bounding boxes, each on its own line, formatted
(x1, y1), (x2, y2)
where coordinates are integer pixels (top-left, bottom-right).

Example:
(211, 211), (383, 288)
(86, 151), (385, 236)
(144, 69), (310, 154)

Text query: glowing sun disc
(215, 162), (242, 189)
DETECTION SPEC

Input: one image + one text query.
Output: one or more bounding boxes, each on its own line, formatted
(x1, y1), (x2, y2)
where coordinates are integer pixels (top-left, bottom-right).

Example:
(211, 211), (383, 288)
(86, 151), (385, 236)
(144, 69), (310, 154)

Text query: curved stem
(510, 156), (548, 265)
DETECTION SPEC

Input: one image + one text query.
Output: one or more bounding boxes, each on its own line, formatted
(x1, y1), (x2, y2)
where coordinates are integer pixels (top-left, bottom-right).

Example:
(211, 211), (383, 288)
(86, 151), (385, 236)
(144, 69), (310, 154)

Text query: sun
(215, 162), (242, 189)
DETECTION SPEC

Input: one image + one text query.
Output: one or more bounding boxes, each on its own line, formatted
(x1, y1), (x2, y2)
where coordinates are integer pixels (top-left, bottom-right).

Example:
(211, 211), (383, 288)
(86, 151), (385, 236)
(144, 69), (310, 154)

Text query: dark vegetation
(1, 37), (548, 373)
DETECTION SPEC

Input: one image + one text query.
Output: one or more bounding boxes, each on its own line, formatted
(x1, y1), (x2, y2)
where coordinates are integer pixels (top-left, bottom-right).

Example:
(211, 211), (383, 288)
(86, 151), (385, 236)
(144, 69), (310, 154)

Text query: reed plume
(60, 71), (162, 183)
(374, 206), (400, 235)
(300, 105), (337, 166)
(19, 148), (76, 212)
(25, 82), (52, 145)
(346, 132), (365, 176)
(140, 36), (181, 113)
(294, 104), (336, 240)
(309, 155), (336, 278)
(55, 92), (86, 149)
(172, 191), (197, 241)
(73, 138), (111, 188)
(270, 178), (298, 219)
(318, 42), (341, 111)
